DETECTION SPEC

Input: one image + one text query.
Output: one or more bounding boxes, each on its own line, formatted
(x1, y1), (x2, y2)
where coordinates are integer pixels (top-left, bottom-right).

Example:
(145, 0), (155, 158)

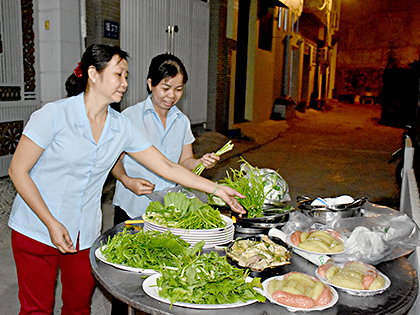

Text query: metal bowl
(297, 196), (367, 224)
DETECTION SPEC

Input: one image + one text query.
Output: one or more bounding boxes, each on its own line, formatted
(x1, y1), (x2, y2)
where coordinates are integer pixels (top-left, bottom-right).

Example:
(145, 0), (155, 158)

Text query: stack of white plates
(143, 215), (234, 249)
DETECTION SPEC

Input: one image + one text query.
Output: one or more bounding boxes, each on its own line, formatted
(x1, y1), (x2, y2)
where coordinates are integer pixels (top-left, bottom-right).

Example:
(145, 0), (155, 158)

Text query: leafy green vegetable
(156, 250), (266, 307)
(219, 157), (274, 218)
(101, 228), (194, 270)
(143, 192), (225, 229)
(101, 227), (265, 308)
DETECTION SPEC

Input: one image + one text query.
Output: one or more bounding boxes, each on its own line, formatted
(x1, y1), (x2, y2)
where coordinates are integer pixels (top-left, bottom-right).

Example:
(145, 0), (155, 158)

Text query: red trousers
(12, 230), (96, 315)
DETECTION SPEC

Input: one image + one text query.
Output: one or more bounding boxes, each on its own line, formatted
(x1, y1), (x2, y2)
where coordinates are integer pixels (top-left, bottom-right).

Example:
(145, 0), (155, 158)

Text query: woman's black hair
(65, 44), (128, 97)
(147, 54), (188, 94)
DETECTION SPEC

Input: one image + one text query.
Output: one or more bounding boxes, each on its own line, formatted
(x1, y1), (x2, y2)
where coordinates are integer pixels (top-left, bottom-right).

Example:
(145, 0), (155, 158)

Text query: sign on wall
(104, 20), (119, 39)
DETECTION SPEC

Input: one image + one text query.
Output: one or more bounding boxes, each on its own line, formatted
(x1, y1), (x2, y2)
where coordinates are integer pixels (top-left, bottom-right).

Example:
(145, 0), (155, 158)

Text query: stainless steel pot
(297, 196), (367, 224)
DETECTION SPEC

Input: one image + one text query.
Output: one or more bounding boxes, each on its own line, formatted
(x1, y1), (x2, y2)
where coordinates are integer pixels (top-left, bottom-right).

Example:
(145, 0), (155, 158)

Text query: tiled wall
(0, 0), (82, 177)
(38, 0), (82, 103)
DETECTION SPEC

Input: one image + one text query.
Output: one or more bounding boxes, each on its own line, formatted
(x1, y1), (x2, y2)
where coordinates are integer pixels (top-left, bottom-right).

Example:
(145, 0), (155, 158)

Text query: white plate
(286, 234), (345, 256)
(143, 273), (259, 309)
(175, 236), (233, 243)
(143, 225), (235, 236)
(142, 227), (233, 249)
(315, 265), (391, 296)
(143, 214), (234, 248)
(262, 274), (338, 312)
(142, 227), (234, 240)
(95, 246), (158, 274)
(143, 214), (233, 234)
(143, 224), (234, 239)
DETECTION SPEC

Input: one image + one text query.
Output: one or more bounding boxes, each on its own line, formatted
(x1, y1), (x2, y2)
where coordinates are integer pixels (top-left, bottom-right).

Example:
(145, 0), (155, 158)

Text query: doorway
(233, 0), (251, 123)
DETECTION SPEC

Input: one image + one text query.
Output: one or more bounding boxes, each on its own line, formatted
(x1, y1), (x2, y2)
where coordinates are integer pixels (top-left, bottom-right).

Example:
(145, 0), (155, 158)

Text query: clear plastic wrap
(281, 202), (420, 265)
(240, 164), (291, 205)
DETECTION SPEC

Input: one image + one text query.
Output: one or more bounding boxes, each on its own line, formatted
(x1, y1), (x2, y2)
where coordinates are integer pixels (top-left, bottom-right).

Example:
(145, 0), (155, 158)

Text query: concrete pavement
(0, 100), (403, 313)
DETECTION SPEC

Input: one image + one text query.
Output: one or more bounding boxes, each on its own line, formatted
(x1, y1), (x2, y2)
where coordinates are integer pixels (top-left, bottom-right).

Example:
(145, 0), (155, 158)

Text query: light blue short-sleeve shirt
(112, 95), (195, 218)
(8, 93), (151, 250)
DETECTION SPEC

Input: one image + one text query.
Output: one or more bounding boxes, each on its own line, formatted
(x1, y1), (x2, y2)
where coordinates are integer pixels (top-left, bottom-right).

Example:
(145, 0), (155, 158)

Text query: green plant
(220, 157), (273, 218)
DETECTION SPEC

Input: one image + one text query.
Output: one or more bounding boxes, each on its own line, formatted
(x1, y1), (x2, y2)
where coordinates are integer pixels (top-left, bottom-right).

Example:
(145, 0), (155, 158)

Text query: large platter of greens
(96, 228), (196, 273)
(143, 192), (226, 230)
(143, 250), (266, 309)
(143, 192), (234, 248)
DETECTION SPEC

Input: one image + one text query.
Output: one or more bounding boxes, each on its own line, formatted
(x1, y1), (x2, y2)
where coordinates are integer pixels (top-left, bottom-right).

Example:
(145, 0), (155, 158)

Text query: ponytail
(65, 44), (128, 97)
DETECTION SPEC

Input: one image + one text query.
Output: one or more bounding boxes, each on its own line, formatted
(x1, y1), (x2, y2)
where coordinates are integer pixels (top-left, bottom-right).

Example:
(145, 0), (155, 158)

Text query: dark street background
(195, 100), (402, 209)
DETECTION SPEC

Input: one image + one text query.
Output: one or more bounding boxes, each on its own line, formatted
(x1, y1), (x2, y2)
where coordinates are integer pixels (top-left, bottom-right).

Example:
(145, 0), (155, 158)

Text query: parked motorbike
(389, 125), (419, 186)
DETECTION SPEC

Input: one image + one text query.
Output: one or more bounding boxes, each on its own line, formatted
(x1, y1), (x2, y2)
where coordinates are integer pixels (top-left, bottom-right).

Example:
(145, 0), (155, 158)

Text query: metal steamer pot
(297, 196), (367, 224)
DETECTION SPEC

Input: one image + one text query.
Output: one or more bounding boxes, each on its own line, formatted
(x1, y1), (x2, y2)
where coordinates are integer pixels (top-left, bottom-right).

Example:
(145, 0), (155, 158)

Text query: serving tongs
(333, 197), (368, 210)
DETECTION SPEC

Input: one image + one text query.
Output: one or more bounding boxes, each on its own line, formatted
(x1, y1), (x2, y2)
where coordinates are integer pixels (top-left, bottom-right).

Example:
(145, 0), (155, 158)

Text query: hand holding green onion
(193, 140), (234, 175)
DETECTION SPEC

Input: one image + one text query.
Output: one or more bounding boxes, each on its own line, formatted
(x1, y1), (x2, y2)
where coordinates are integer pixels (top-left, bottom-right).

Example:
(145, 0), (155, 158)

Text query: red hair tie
(73, 62), (82, 78)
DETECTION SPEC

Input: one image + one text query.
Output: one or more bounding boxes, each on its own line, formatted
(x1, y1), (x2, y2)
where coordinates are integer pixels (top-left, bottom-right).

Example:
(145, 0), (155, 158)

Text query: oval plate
(285, 233), (346, 256)
(315, 264), (391, 296)
(95, 246), (158, 274)
(143, 274), (259, 309)
(261, 274), (338, 312)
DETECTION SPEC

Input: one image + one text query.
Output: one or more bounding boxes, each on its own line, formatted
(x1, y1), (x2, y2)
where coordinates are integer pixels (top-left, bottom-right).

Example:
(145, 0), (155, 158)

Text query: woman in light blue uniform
(111, 53), (222, 314)
(112, 54), (220, 223)
(8, 44), (245, 315)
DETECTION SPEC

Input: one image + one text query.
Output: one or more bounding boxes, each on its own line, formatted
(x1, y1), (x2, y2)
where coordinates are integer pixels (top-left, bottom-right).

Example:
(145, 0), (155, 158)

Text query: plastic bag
(146, 185), (201, 204)
(331, 203), (420, 265)
(240, 164), (291, 205)
(282, 202), (420, 265)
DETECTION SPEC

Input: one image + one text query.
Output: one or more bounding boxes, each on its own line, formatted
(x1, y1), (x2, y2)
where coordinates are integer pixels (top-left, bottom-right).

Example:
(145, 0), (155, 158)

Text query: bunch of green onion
(192, 140), (234, 176)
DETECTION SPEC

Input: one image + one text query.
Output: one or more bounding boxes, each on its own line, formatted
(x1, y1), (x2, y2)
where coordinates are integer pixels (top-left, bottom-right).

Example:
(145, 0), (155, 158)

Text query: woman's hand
(47, 220), (77, 253)
(111, 154), (155, 195)
(123, 177), (155, 196)
(199, 153), (220, 169)
(214, 185), (246, 215)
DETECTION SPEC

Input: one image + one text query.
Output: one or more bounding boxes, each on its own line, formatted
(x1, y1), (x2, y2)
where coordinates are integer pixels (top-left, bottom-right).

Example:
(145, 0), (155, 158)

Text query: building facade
(0, 0), (341, 175)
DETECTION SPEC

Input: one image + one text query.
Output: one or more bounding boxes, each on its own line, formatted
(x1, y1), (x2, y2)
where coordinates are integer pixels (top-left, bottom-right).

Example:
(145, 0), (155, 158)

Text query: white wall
(37, 0), (82, 104)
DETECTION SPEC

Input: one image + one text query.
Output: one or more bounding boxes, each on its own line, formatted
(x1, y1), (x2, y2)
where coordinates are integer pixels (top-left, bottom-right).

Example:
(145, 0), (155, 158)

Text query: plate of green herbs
(96, 228), (197, 273)
(142, 250), (266, 309)
(143, 192), (226, 230)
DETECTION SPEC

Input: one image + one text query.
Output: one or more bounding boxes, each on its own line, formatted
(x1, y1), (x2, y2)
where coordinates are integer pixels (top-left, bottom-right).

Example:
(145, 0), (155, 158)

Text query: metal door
(120, 0), (209, 124)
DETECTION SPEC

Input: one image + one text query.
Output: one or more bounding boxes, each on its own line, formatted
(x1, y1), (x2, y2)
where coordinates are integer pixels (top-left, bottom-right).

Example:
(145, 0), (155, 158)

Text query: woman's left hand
(200, 153), (220, 169)
(215, 185), (246, 215)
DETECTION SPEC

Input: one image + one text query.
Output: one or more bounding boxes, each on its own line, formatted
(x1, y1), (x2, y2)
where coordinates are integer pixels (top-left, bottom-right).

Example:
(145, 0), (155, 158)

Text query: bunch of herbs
(101, 228), (195, 270)
(220, 157), (273, 218)
(156, 250), (266, 307)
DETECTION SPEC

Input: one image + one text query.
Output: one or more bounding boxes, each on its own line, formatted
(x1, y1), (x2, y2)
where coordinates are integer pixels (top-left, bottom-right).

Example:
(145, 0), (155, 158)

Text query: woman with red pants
(8, 44), (245, 314)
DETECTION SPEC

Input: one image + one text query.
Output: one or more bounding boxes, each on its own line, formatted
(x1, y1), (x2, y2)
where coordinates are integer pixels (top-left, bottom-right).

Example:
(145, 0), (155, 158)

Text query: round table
(90, 223), (418, 315)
